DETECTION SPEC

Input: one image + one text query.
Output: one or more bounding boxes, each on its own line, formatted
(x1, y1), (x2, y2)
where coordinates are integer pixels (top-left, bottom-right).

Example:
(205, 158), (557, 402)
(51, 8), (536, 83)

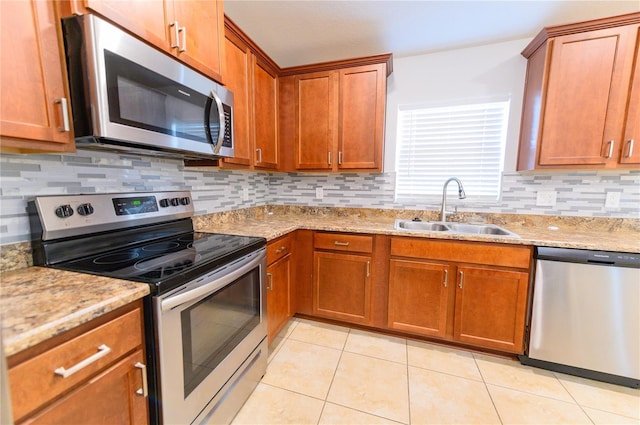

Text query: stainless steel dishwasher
(520, 247), (640, 388)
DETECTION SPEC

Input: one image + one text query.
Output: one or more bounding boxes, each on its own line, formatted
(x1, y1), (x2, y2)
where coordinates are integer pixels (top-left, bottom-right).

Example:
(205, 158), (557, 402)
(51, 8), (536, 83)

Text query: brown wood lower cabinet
(7, 300), (148, 424)
(312, 232), (374, 325)
(23, 350), (147, 425)
(266, 234), (294, 343)
(388, 237), (533, 354)
(388, 259), (450, 339)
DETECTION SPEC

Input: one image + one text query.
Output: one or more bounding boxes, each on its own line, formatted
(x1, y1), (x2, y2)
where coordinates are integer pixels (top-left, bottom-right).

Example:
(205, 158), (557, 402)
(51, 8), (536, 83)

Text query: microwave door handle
(160, 252), (263, 312)
(208, 89), (226, 154)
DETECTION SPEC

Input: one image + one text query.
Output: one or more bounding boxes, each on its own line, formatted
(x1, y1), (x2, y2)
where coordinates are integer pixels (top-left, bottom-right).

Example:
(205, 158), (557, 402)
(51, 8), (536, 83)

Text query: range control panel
(32, 191), (194, 241)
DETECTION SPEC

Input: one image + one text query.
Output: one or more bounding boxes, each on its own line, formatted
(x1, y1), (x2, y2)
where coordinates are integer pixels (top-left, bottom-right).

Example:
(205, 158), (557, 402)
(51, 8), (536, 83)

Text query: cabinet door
(253, 57), (279, 169)
(388, 259), (450, 338)
(338, 64), (385, 170)
(294, 71), (338, 169)
(313, 251), (371, 324)
(25, 350), (148, 425)
(267, 255), (291, 344)
(81, 0), (169, 51)
(222, 34), (252, 167)
(454, 266), (529, 353)
(620, 27), (640, 165)
(0, 0), (74, 152)
(538, 25), (637, 166)
(171, 0), (224, 82)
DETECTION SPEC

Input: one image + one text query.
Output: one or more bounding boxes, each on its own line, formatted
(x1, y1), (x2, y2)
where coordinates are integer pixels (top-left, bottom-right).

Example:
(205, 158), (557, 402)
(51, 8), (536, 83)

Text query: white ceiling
(224, 0), (640, 68)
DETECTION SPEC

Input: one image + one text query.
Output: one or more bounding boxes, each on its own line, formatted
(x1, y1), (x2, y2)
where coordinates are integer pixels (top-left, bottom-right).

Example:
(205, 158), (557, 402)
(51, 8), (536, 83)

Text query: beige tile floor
(232, 318), (640, 425)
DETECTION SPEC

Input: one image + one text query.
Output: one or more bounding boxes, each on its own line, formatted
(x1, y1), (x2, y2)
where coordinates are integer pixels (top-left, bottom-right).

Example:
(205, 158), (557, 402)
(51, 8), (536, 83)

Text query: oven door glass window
(180, 268), (260, 397)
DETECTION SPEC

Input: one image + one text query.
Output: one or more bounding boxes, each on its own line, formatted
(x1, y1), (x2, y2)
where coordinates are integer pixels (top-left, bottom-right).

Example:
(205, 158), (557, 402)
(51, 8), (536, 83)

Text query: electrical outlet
(242, 187), (249, 201)
(536, 191), (557, 207)
(315, 187), (323, 200)
(605, 192), (621, 209)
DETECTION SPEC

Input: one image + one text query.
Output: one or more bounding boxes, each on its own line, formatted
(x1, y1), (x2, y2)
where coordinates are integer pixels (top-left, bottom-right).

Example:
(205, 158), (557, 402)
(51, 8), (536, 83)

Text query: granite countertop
(0, 267), (149, 357)
(196, 214), (640, 253)
(2, 209), (637, 358)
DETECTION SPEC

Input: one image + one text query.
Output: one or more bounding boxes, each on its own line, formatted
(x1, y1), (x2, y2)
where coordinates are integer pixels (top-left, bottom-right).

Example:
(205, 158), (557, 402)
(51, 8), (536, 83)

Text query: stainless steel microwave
(62, 14), (234, 160)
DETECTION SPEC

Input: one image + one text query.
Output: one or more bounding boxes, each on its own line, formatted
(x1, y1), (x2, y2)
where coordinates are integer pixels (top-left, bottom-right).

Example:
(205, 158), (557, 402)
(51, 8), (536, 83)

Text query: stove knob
(170, 198), (180, 206)
(159, 198), (170, 208)
(77, 203), (94, 216)
(55, 205), (74, 218)
(180, 197), (190, 206)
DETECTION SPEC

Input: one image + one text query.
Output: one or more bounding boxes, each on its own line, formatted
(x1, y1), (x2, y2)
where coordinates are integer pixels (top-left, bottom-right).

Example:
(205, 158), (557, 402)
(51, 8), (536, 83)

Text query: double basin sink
(394, 219), (519, 237)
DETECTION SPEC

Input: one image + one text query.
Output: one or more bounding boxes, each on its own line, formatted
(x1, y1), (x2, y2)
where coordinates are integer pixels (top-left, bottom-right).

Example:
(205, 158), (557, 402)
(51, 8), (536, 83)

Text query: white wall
(384, 38), (530, 172)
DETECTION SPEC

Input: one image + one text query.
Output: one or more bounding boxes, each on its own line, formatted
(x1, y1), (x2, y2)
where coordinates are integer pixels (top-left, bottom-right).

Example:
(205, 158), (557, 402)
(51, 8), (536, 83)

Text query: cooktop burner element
(28, 191), (266, 295)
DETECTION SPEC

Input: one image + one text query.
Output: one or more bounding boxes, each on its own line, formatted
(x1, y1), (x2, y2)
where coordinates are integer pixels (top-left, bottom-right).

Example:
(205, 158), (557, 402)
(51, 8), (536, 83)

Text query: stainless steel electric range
(29, 191), (268, 425)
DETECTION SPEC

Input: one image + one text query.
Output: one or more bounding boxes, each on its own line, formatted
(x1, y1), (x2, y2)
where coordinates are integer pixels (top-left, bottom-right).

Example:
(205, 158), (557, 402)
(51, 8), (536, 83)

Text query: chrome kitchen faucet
(440, 177), (466, 222)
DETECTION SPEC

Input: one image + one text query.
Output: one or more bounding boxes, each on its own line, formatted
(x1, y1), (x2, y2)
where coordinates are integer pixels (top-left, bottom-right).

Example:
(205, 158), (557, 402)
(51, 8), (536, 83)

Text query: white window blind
(395, 99), (509, 201)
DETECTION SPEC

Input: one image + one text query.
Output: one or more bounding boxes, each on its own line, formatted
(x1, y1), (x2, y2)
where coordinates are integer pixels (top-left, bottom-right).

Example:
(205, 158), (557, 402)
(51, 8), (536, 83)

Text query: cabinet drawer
(314, 232), (373, 253)
(9, 307), (143, 421)
(267, 234), (293, 265)
(390, 237), (532, 269)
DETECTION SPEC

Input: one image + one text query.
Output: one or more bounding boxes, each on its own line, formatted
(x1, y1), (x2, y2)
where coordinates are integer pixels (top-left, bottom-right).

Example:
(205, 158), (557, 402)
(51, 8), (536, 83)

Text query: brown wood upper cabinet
(280, 55), (392, 172)
(0, 0), (75, 153)
(71, 0), (224, 83)
(218, 17), (279, 170)
(518, 13), (640, 170)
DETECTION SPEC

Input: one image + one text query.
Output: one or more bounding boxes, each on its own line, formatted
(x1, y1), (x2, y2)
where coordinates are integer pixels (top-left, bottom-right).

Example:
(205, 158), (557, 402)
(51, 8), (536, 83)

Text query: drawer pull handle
(170, 21), (180, 49)
(458, 271), (464, 289)
(178, 26), (187, 52)
(334, 241), (350, 247)
(54, 98), (70, 132)
(443, 269), (448, 287)
(267, 272), (273, 290)
(135, 362), (148, 397)
(54, 344), (111, 378)
(626, 139), (635, 158)
(605, 140), (615, 158)
(275, 246), (287, 254)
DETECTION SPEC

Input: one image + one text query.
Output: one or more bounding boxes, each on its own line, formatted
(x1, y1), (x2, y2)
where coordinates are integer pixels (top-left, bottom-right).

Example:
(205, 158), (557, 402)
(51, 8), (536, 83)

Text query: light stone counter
(195, 212), (640, 253)
(0, 267), (149, 357)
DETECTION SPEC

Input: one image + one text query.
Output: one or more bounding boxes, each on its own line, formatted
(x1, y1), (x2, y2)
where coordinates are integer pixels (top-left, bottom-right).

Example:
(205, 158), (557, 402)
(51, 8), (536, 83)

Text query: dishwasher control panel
(536, 247), (640, 268)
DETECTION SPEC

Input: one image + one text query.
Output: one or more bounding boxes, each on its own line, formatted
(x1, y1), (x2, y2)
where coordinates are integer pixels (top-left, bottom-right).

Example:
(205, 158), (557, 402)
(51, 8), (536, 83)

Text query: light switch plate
(536, 191), (557, 207)
(316, 187), (323, 200)
(605, 192), (621, 208)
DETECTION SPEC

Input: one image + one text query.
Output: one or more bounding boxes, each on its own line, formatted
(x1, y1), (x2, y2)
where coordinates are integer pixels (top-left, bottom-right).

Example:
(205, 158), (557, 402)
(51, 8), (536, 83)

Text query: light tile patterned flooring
(232, 318), (640, 425)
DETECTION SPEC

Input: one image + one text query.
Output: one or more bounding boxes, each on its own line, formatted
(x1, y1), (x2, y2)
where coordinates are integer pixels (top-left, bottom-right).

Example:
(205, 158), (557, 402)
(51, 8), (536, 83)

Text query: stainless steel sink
(394, 219), (519, 237)
(394, 220), (449, 231)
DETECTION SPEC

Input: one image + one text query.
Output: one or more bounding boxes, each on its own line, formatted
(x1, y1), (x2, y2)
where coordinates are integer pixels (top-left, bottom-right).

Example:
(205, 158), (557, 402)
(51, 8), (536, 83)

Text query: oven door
(154, 249), (266, 425)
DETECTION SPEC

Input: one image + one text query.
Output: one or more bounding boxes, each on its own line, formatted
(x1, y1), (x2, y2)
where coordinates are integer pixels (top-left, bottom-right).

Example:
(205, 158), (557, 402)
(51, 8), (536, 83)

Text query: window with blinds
(395, 99), (510, 201)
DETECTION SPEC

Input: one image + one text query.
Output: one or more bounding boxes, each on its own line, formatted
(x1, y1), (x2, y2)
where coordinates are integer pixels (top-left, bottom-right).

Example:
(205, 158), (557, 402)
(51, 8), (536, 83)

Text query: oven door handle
(160, 252), (264, 312)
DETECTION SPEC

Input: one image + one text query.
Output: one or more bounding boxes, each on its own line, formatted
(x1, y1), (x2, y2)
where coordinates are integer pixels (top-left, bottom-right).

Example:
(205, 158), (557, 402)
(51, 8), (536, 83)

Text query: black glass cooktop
(54, 231), (265, 294)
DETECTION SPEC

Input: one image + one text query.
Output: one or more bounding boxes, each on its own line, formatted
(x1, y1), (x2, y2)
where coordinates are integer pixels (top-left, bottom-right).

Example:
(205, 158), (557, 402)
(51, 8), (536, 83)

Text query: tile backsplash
(0, 150), (638, 245)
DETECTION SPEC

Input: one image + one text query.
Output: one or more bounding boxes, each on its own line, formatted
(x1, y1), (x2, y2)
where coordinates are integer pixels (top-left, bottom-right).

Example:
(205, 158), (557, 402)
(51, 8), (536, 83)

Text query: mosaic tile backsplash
(1, 150), (638, 244)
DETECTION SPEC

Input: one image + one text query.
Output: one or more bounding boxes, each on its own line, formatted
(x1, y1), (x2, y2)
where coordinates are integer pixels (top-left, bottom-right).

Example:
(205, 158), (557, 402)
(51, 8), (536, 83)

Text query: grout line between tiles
(317, 328), (351, 425)
(473, 353), (505, 425)
(554, 372), (597, 425)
